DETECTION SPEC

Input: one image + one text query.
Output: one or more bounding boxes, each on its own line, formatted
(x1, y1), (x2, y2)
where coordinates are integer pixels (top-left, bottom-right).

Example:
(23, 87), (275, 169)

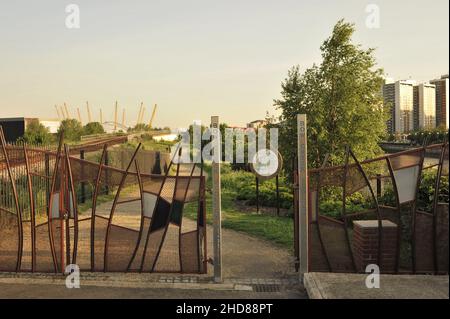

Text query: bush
(83, 122), (105, 135)
(19, 119), (54, 145)
(57, 119), (83, 141)
(407, 128), (449, 146)
(221, 168), (293, 209)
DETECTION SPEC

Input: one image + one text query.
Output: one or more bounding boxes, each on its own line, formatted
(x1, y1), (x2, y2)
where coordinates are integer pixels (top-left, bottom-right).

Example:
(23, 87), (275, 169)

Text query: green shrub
(83, 122), (105, 135)
(19, 119), (54, 145)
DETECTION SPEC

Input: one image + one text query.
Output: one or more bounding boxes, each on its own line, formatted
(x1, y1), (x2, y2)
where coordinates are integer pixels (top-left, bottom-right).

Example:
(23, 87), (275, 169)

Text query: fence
(0, 130), (206, 274)
(294, 143), (449, 274)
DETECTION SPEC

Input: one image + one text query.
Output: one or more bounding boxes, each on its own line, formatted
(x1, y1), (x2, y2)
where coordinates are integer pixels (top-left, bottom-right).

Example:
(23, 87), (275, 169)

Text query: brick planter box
(353, 220), (398, 273)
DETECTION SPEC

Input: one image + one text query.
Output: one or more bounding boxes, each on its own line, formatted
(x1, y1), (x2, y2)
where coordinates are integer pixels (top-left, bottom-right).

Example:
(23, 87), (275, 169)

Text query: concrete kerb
(304, 272), (450, 299)
(0, 272), (300, 292)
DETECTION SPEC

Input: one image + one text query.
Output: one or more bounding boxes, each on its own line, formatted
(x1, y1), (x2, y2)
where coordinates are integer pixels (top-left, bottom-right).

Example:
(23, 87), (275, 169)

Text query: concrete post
(211, 116), (222, 283)
(297, 114), (308, 280)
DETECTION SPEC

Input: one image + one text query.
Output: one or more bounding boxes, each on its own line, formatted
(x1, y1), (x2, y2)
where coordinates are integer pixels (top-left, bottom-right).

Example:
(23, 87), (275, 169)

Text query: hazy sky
(0, 0), (448, 129)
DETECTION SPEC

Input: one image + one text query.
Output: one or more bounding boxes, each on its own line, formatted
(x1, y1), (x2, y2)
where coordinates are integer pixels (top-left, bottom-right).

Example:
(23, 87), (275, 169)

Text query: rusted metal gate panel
(294, 143), (449, 274)
(0, 128), (207, 274)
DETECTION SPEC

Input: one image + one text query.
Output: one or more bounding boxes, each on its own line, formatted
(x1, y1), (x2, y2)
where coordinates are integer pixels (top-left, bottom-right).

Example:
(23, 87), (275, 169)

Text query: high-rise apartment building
(413, 83), (436, 130)
(430, 74), (449, 129)
(383, 80), (415, 134)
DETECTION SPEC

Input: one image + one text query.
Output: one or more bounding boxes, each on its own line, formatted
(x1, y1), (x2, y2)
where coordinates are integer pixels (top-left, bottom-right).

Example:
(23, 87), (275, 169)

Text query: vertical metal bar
(314, 154), (333, 272)
(80, 150), (86, 204)
(139, 144), (180, 272)
(126, 160), (145, 271)
(386, 157), (402, 274)
(276, 174), (280, 217)
(104, 150), (110, 195)
(23, 145), (36, 272)
(376, 174), (382, 200)
(64, 144), (79, 264)
(341, 147), (357, 272)
(90, 145), (108, 271)
(297, 114), (308, 279)
(431, 142), (447, 274)
(150, 147), (183, 272)
(48, 133), (65, 273)
(0, 126), (23, 272)
(211, 116), (222, 283)
(103, 143), (141, 271)
(177, 163), (197, 273)
(411, 147), (426, 274)
(255, 176), (259, 213)
(45, 153), (50, 209)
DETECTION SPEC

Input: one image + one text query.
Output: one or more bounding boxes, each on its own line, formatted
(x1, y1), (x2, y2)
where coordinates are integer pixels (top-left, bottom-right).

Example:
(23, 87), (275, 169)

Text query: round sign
(249, 149), (283, 180)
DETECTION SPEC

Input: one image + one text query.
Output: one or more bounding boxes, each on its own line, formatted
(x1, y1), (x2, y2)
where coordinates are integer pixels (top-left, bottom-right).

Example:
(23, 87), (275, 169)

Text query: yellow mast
(148, 104), (157, 128)
(114, 101), (118, 132)
(100, 108), (103, 124)
(86, 101), (92, 123)
(55, 105), (61, 120)
(136, 102), (143, 126)
(77, 107), (82, 123)
(64, 103), (70, 119)
(122, 108), (126, 128)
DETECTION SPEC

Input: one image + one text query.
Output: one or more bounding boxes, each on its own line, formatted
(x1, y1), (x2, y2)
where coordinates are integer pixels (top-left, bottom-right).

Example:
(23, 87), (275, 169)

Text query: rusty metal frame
(410, 146), (426, 274)
(22, 144), (37, 272)
(314, 154), (333, 272)
(125, 159), (145, 271)
(385, 157), (402, 273)
(90, 144), (108, 271)
(103, 143), (142, 272)
(47, 133), (64, 272)
(64, 144), (79, 265)
(139, 143), (180, 272)
(1, 133), (206, 274)
(431, 140), (448, 274)
(0, 126), (23, 271)
(149, 146), (183, 272)
(178, 162), (197, 273)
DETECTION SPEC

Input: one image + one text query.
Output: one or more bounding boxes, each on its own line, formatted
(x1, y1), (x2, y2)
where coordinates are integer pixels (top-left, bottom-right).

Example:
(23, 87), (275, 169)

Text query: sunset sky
(0, 0), (448, 129)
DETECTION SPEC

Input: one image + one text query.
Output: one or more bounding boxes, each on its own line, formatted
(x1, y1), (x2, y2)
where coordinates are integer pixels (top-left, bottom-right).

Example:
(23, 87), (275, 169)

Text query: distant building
(430, 74), (449, 129)
(383, 80), (415, 134)
(383, 82), (395, 133)
(246, 120), (267, 129)
(413, 83), (436, 130)
(0, 117), (60, 142)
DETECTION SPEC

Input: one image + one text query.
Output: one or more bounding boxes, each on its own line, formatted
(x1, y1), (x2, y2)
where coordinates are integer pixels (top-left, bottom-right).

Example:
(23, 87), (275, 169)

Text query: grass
(184, 164), (294, 251)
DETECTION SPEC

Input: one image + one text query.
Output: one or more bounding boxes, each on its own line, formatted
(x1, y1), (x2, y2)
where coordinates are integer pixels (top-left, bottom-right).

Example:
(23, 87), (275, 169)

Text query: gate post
(297, 114), (308, 280)
(211, 116), (222, 283)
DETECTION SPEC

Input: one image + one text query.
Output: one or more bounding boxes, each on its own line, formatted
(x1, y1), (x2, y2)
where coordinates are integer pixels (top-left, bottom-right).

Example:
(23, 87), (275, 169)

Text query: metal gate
(294, 143), (449, 274)
(0, 128), (207, 274)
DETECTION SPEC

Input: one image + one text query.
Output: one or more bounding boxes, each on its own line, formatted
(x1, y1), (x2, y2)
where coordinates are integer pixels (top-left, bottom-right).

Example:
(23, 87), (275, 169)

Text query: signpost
(297, 114), (308, 280)
(211, 116), (222, 283)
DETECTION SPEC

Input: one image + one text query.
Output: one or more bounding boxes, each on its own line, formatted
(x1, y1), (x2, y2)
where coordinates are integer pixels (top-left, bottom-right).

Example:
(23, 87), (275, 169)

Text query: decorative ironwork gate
(294, 143), (449, 274)
(0, 128), (207, 274)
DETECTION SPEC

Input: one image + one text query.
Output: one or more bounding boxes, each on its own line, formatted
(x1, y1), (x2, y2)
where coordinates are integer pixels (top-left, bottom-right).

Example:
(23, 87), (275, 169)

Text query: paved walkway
(304, 272), (449, 299)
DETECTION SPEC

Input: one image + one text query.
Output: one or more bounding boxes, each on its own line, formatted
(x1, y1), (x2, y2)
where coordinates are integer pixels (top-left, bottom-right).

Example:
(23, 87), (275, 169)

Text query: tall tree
(275, 20), (387, 177)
